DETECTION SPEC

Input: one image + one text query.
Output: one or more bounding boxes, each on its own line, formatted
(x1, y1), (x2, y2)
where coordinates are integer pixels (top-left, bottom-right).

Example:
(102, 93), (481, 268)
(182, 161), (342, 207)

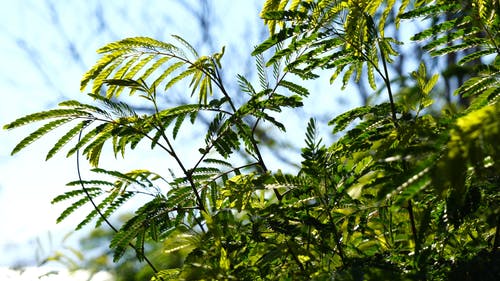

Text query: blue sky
(0, 0), (362, 269)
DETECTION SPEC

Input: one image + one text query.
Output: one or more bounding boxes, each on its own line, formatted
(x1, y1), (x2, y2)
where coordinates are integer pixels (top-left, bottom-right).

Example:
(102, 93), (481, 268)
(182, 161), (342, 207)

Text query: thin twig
(378, 39), (399, 127)
(407, 200), (419, 251)
(149, 92), (207, 232)
(75, 130), (159, 274)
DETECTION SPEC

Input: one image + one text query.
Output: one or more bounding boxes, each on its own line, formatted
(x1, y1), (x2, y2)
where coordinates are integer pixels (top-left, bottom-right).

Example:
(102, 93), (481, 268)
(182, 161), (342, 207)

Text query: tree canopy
(4, 0), (499, 280)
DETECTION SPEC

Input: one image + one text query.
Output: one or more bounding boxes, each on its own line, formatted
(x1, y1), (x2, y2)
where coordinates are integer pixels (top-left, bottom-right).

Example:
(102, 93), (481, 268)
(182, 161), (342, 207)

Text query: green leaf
(367, 63), (376, 89)
(104, 78), (147, 92)
(91, 167), (145, 186)
(51, 188), (102, 204)
(152, 61), (185, 89)
(159, 104), (202, 118)
(254, 111), (286, 131)
(81, 125), (115, 166)
(10, 118), (74, 156)
(423, 74), (439, 95)
(172, 113), (186, 139)
(203, 158), (233, 168)
(329, 103), (395, 133)
(105, 56), (141, 97)
(252, 25), (304, 55)
(237, 74), (257, 95)
(164, 67), (197, 91)
(66, 123), (110, 157)
(456, 75), (497, 98)
(56, 196), (96, 223)
(422, 28), (479, 52)
(398, 3), (459, 19)
(458, 48), (497, 65)
(3, 109), (91, 130)
(411, 18), (461, 41)
(93, 58), (126, 96)
(123, 54), (156, 81)
(65, 180), (113, 187)
(278, 80), (309, 96)
(97, 37), (179, 54)
(172, 34), (199, 58)
(46, 120), (93, 160)
(430, 38), (484, 57)
(134, 56), (171, 93)
(256, 53), (269, 89)
(58, 100), (108, 115)
(81, 50), (128, 92)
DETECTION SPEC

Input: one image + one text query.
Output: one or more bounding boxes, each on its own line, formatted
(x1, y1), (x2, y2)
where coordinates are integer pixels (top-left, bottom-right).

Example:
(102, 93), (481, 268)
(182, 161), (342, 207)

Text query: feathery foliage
(5, 0), (500, 280)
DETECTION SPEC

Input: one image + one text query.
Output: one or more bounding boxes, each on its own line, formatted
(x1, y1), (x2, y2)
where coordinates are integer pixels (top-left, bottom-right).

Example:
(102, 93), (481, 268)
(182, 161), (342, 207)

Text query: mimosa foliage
(4, 0), (499, 280)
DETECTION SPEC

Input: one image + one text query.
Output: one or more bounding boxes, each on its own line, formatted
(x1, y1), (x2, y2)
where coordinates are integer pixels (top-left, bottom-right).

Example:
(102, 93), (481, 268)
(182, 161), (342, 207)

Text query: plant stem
(75, 130), (159, 274)
(378, 39), (398, 127)
(319, 194), (346, 264)
(378, 36), (420, 258)
(213, 58), (283, 200)
(407, 199), (419, 252)
(149, 96), (207, 232)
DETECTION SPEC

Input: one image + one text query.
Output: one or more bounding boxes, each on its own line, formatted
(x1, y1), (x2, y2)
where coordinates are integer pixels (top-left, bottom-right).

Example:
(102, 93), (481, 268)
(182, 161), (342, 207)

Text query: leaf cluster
(4, 1), (500, 280)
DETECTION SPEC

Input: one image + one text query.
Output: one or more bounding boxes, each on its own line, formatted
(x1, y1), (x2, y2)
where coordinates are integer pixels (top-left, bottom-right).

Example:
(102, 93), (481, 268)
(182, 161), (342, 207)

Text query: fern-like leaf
(202, 158), (233, 168)
(67, 123), (111, 157)
(58, 100), (108, 116)
(91, 168), (145, 187)
(172, 112), (186, 140)
(80, 50), (129, 92)
(458, 48), (497, 66)
(110, 196), (172, 261)
(151, 61), (184, 90)
(278, 80), (309, 96)
(329, 103), (397, 134)
(90, 94), (136, 118)
(164, 67), (198, 91)
(3, 109), (91, 130)
(65, 180), (114, 187)
(172, 34), (199, 58)
(237, 74), (257, 95)
(51, 188), (102, 204)
(46, 120), (93, 160)
(398, 3), (460, 19)
(456, 74), (499, 98)
(56, 195), (98, 224)
(10, 118), (74, 156)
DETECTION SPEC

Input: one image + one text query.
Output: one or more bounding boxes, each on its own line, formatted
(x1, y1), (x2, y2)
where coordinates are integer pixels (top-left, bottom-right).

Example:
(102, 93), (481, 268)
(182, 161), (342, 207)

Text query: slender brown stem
(75, 130), (159, 274)
(378, 40), (399, 127)
(149, 94), (207, 232)
(407, 200), (419, 251)
(212, 56), (282, 200)
(377, 32), (421, 258)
